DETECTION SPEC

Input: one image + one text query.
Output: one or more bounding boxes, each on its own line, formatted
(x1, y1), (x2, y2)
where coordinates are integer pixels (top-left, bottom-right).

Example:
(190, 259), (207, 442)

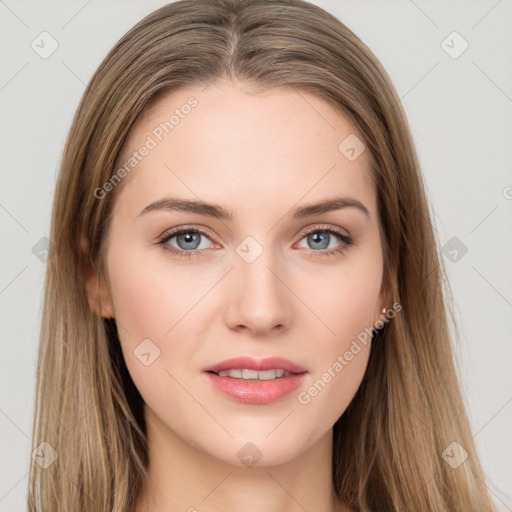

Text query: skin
(82, 79), (390, 512)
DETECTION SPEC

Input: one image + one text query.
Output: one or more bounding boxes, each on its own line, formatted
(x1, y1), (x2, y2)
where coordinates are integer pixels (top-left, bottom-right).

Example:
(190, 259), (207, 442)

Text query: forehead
(111, 81), (376, 221)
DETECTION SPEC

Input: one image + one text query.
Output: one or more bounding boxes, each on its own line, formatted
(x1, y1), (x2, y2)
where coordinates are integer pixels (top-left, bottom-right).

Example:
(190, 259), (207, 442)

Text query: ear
(373, 269), (393, 326)
(78, 235), (115, 319)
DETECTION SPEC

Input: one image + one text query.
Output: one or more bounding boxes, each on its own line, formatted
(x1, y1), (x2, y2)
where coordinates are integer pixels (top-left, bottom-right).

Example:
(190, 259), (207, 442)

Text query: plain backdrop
(1, 1), (511, 510)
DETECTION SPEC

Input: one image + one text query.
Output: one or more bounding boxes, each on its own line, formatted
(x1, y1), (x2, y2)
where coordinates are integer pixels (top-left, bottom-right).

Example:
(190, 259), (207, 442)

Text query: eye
(295, 225), (353, 257)
(157, 227), (216, 258)
(156, 224), (354, 259)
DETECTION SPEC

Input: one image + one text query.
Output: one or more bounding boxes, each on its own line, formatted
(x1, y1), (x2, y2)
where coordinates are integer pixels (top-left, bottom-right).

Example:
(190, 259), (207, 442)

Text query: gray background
(1, 1), (511, 510)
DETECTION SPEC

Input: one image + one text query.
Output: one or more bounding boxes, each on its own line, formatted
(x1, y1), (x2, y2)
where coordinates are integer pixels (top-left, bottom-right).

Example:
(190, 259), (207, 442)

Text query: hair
(28, 0), (496, 510)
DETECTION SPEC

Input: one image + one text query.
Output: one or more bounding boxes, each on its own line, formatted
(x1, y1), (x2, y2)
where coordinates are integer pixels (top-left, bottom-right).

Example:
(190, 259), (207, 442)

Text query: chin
(201, 429), (315, 469)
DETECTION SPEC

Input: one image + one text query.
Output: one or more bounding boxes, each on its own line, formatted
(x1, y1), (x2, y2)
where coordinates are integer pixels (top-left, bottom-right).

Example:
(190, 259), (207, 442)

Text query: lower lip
(203, 372), (307, 404)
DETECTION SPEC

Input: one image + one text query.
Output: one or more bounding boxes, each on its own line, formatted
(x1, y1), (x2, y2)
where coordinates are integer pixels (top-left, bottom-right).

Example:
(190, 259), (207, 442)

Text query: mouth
(206, 368), (295, 380)
(202, 356), (308, 404)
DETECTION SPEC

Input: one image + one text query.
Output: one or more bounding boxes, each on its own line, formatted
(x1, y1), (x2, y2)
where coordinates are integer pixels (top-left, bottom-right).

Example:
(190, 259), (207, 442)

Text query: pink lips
(202, 356), (308, 405)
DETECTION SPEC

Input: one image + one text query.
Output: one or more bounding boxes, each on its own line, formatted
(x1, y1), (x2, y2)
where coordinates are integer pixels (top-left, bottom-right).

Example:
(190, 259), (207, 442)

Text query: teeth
(216, 369), (291, 380)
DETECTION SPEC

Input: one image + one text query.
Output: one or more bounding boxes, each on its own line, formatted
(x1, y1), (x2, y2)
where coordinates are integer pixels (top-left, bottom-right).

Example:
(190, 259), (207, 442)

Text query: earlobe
(78, 235), (115, 319)
(373, 273), (393, 327)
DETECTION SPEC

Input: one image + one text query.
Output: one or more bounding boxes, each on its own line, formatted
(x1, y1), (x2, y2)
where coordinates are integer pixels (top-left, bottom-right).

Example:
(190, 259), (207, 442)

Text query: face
(86, 79), (389, 467)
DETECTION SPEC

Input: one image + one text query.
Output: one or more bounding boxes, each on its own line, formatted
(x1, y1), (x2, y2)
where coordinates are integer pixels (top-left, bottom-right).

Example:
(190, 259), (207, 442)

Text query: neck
(135, 404), (347, 512)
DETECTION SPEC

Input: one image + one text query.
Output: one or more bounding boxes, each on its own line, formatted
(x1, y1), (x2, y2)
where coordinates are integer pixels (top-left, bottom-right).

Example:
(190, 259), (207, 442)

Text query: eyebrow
(137, 195), (370, 220)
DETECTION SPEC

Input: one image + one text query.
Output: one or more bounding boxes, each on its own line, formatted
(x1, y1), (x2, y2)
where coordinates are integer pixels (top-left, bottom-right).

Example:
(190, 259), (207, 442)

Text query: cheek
(297, 251), (383, 342)
(292, 252), (380, 419)
(106, 241), (201, 341)
(297, 342), (370, 430)
(104, 243), (195, 388)
(293, 288), (373, 432)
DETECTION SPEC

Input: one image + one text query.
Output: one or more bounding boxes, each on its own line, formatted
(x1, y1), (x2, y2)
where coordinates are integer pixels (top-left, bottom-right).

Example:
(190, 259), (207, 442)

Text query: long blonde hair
(28, 0), (496, 510)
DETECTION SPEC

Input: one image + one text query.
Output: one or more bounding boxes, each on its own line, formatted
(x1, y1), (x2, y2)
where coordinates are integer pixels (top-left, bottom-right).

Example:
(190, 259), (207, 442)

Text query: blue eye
(296, 227), (352, 256)
(157, 227), (214, 258)
(157, 225), (353, 259)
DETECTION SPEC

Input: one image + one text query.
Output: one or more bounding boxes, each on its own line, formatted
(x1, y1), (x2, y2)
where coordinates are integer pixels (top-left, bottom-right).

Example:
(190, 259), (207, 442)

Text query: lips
(202, 356), (308, 404)
(202, 356), (308, 375)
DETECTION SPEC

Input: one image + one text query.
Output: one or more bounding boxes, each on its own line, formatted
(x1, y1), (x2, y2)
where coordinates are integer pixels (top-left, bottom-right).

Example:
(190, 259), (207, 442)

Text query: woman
(28, 0), (497, 510)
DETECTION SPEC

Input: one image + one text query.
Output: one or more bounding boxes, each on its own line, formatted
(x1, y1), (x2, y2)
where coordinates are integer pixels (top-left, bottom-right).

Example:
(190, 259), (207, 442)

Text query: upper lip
(203, 356), (308, 374)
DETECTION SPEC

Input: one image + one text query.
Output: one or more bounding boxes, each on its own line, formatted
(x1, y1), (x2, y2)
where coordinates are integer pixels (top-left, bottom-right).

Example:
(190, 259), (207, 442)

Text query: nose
(223, 246), (294, 336)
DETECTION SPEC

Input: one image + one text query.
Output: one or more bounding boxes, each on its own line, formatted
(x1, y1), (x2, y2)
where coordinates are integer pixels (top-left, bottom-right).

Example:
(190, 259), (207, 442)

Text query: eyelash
(156, 224), (354, 259)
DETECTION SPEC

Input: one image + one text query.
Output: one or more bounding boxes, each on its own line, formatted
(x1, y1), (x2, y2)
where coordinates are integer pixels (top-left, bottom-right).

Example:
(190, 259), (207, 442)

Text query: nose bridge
(226, 235), (292, 333)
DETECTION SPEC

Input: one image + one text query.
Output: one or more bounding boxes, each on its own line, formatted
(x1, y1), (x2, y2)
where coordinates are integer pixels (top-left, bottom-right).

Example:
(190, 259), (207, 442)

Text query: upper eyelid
(297, 224), (350, 237)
